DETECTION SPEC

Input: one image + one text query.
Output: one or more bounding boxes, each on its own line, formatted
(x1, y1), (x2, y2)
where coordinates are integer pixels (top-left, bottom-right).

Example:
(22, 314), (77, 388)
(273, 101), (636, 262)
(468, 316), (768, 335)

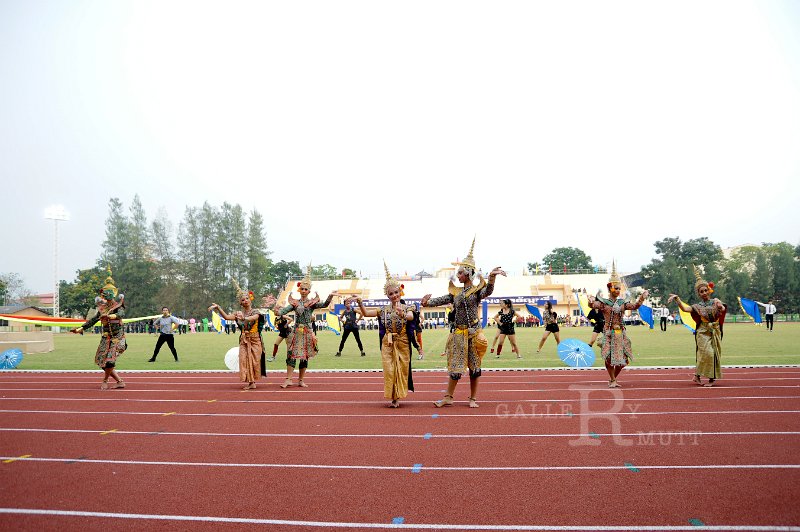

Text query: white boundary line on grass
(0, 508), (798, 531)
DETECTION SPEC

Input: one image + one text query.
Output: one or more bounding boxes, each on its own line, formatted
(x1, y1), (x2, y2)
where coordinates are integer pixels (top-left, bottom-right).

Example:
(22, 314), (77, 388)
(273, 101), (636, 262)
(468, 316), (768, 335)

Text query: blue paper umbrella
(557, 339), (595, 368)
(0, 348), (24, 369)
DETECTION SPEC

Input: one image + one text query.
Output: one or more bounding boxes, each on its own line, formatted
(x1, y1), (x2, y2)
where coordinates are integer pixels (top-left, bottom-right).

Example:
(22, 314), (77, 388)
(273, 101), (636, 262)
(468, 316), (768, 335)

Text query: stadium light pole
(44, 205), (69, 332)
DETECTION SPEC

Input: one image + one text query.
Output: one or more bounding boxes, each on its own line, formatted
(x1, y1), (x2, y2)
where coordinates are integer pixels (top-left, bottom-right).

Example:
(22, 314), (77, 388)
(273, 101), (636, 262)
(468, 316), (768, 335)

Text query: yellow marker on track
(3, 454), (32, 464)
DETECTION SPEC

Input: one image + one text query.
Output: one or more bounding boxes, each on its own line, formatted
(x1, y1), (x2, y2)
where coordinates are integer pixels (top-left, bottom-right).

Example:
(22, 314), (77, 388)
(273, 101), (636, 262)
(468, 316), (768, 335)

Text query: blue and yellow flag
(577, 293), (592, 318)
(325, 312), (341, 335)
(678, 306), (695, 333)
(525, 304), (543, 322)
(638, 305), (654, 329)
(211, 311), (223, 334)
(738, 297), (762, 324)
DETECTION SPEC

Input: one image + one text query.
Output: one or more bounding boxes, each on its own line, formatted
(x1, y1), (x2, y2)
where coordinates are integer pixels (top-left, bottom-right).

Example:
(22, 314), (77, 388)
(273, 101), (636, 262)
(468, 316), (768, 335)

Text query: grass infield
(13, 322), (799, 371)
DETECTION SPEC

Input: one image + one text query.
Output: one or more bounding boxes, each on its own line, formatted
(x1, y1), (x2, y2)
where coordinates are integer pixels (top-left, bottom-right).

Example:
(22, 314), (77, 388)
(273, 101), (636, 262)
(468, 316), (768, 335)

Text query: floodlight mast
(44, 206), (69, 332)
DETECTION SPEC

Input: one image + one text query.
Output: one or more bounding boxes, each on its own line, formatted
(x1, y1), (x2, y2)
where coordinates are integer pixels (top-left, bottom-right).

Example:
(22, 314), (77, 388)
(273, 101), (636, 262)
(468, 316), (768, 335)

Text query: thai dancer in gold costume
(354, 261), (414, 408)
(421, 238), (506, 408)
(587, 261), (648, 388)
(668, 266), (726, 387)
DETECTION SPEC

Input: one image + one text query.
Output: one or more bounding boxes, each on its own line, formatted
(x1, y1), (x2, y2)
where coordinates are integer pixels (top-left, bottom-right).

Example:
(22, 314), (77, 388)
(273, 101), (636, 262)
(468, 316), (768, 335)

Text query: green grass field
(14, 322), (799, 370)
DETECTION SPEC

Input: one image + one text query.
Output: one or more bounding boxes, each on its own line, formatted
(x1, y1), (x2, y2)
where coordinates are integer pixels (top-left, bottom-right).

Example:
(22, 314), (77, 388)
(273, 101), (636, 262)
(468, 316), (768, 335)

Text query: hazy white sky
(2, 0), (799, 294)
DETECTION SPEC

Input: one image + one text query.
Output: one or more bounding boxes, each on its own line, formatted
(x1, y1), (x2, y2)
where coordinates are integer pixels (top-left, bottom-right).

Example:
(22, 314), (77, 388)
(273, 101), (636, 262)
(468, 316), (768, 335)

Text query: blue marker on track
(423, 433), (432, 440)
(688, 518), (705, 526)
(392, 517), (405, 524)
(411, 463), (423, 473)
(431, 413), (439, 419)
(624, 462), (640, 472)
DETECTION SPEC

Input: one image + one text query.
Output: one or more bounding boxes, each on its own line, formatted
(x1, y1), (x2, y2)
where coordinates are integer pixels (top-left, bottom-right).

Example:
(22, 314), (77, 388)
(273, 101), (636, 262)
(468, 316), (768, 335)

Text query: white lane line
(1, 428), (799, 439)
(1, 456), (799, 472)
(3, 372), (800, 383)
(1, 385), (800, 393)
(0, 508), (797, 531)
(2, 408), (800, 418)
(1, 395), (799, 405)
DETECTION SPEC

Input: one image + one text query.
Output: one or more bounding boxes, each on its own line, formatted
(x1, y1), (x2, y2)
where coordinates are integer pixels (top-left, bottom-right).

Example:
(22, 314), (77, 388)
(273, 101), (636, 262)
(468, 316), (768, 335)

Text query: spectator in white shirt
(756, 300), (777, 331)
(659, 305), (669, 331)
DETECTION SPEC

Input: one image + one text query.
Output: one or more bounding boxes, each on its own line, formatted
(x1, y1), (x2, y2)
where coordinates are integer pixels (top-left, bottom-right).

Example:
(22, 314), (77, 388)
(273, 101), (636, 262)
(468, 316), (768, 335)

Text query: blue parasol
(557, 339), (595, 368)
(0, 348), (23, 369)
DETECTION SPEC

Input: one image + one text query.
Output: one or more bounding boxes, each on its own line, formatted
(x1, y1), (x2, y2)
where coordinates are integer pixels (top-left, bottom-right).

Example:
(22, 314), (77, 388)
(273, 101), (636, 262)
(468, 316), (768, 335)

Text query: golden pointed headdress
(297, 263), (313, 290)
(232, 278), (253, 302)
(607, 259), (622, 287)
(101, 266), (118, 299)
(452, 236), (477, 271)
(693, 264), (714, 295)
(383, 259), (403, 296)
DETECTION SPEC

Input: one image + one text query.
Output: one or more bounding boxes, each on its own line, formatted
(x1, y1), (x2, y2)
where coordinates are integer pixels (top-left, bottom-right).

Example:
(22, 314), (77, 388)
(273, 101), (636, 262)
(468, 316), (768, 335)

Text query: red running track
(0, 367), (799, 531)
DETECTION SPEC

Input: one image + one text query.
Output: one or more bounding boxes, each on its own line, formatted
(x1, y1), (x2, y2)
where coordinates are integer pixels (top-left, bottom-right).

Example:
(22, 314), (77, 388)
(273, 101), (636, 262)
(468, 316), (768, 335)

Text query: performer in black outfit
(536, 301), (561, 353)
(409, 304), (425, 360)
(335, 300), (366, 357)
(587, 306), (606, 347)
(492, 299), (520, 358)
(269, 314), (293, 362)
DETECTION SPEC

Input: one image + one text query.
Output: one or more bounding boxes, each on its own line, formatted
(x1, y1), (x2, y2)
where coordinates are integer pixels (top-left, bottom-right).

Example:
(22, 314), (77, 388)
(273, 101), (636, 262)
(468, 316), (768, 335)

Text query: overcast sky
(2, 0), (799, 295)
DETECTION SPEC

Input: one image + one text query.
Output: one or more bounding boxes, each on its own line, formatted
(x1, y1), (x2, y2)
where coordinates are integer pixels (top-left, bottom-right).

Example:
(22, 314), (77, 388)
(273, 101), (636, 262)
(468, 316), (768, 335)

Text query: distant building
(0, 305), (52, 332)
(277, 267), (644, 326)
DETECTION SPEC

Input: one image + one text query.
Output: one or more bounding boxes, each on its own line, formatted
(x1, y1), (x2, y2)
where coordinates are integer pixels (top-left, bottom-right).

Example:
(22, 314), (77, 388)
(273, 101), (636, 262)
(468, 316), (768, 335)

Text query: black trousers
(339, 328), (364, 352)
(766, 314), (774, 330)
(660, 317), (667, 331)
(153, 333), (178, 360)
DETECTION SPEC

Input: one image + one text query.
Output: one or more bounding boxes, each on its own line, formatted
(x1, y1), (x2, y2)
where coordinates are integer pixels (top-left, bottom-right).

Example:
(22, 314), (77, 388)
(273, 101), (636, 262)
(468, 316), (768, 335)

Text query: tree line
(57, 196), (351, 318)
(7, 205), (799, 317)
(525, 240), (799, 313)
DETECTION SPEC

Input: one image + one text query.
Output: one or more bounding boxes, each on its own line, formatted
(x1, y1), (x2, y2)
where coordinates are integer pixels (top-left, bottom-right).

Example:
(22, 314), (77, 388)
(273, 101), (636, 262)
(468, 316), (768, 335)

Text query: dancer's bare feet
(297, 380), (308, 388)
(433, 395), (453, 408)
(113, 380), (125, 389)
(468, 397), (479, 408)
(100, 381), (108, 390)
(692, 375), (702, 385)
(703, 379), (715, 387)
(280, 379), (292, 388)
(388, 400), (400, 408)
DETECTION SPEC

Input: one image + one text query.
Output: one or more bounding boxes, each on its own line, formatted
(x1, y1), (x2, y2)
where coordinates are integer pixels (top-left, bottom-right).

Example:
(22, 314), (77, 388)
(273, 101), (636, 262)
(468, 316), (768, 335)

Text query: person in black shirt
(269, 314), (293, 362)
(492, 299), (520, 358)
(336, 300), (366, 357)
(409, 304), (425, 360)
(587, 307), (605, 347)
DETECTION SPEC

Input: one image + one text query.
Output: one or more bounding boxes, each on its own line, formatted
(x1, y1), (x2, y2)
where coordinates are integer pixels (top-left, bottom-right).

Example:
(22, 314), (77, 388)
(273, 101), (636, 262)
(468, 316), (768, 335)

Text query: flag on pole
(737, 297), (763, 324)
(576, 293), (592, 318)
(211, 311), (223, 334)
(525, 304), (543, 322)
(325, 312), (341, 335)
(678, 306), (695, 333)
(638, 305), (655, 329)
